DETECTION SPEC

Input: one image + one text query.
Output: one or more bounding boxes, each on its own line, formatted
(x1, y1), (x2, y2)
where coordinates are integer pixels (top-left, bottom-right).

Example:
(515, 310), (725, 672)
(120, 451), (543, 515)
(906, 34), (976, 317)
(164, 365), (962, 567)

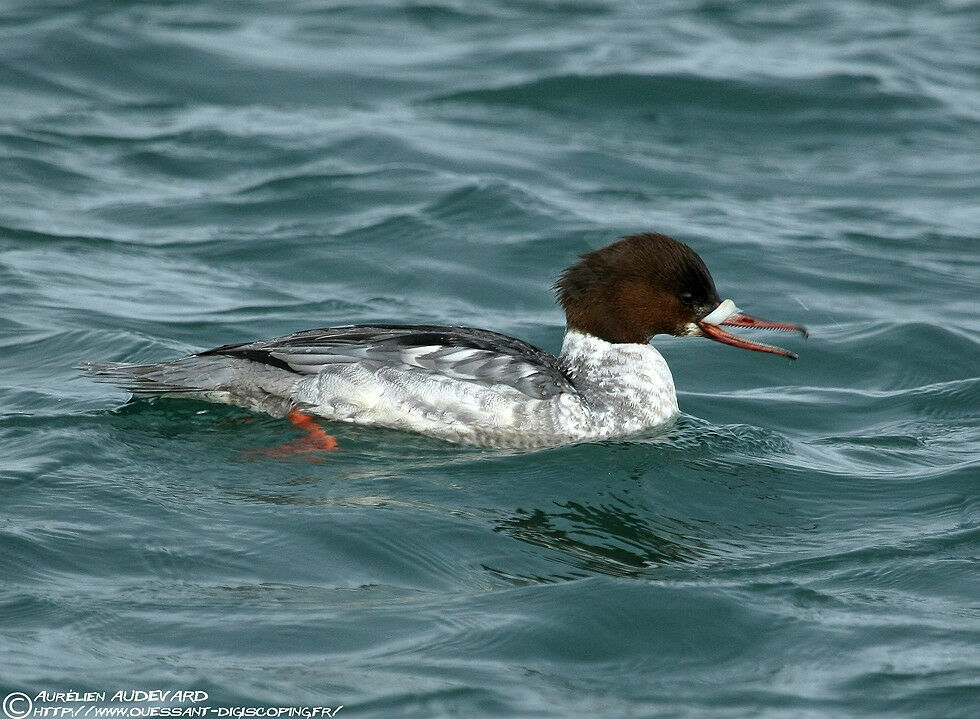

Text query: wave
(430, 71), (944, 125)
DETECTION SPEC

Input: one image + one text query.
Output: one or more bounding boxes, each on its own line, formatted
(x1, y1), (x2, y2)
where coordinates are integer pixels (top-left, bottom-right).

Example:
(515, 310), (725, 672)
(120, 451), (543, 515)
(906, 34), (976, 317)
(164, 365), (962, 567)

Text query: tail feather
(78, 358), (228, 395)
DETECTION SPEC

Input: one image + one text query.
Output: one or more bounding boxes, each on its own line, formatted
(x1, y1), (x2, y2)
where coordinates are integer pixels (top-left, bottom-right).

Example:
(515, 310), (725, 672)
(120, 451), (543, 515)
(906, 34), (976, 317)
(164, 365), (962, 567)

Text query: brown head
(554, 233), (807, 358)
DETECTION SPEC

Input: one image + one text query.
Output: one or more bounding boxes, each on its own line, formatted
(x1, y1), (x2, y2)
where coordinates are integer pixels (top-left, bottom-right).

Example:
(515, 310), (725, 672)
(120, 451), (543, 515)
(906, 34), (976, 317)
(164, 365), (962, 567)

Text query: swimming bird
(83, 233), (806, 449)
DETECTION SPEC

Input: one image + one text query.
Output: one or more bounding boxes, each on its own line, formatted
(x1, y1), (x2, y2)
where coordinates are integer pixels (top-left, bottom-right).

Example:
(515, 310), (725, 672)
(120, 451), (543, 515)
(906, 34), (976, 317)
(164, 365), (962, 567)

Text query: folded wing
(198, 324), (575, 400)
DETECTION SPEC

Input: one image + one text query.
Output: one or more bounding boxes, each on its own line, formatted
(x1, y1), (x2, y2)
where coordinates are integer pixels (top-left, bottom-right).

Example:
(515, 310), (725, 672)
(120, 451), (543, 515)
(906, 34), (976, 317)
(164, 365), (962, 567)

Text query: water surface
(1, 1), (978, 717)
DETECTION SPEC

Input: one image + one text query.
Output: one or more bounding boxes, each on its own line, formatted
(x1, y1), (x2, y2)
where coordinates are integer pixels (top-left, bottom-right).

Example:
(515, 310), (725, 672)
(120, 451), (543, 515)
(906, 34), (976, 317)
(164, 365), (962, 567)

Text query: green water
(1, 1), (978, 717)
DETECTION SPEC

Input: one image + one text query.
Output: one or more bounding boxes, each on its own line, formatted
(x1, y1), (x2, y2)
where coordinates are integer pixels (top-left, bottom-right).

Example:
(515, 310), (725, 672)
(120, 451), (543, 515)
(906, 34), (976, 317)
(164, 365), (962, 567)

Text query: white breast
(557, 329), (679, 437)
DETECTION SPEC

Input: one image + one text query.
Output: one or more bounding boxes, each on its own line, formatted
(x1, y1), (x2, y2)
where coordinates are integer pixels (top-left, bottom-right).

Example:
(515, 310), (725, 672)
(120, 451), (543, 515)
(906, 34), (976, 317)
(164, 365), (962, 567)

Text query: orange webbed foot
(284, 408), (339, 451)
(247, 408), (339, 458)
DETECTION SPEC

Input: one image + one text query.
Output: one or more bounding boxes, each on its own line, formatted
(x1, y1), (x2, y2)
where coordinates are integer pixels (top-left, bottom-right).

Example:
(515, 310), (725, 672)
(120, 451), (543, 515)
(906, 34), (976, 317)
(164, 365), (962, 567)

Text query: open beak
(697, 299), (807, 360)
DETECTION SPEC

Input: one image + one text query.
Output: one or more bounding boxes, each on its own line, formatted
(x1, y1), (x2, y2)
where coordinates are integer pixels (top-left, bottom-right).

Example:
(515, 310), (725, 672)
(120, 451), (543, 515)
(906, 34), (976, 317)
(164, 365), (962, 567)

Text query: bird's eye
(679, 292), (695, 305)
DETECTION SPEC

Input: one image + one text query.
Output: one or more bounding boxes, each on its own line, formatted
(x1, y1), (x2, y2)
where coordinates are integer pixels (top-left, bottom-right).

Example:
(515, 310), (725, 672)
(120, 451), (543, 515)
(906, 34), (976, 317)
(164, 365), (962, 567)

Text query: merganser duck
(83, 233), (806, 449)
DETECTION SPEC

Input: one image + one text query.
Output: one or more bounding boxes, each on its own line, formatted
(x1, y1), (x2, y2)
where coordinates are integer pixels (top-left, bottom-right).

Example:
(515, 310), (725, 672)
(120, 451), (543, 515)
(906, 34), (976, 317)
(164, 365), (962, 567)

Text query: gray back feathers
(84, 324), (576, 401)
(201, 324), (575, 400)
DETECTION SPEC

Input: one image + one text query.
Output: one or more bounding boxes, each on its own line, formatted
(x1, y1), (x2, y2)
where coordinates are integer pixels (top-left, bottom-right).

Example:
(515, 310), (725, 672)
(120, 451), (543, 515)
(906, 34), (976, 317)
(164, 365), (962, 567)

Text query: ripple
(431, 71), (945, 128)
(2, 0), (978, 715)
